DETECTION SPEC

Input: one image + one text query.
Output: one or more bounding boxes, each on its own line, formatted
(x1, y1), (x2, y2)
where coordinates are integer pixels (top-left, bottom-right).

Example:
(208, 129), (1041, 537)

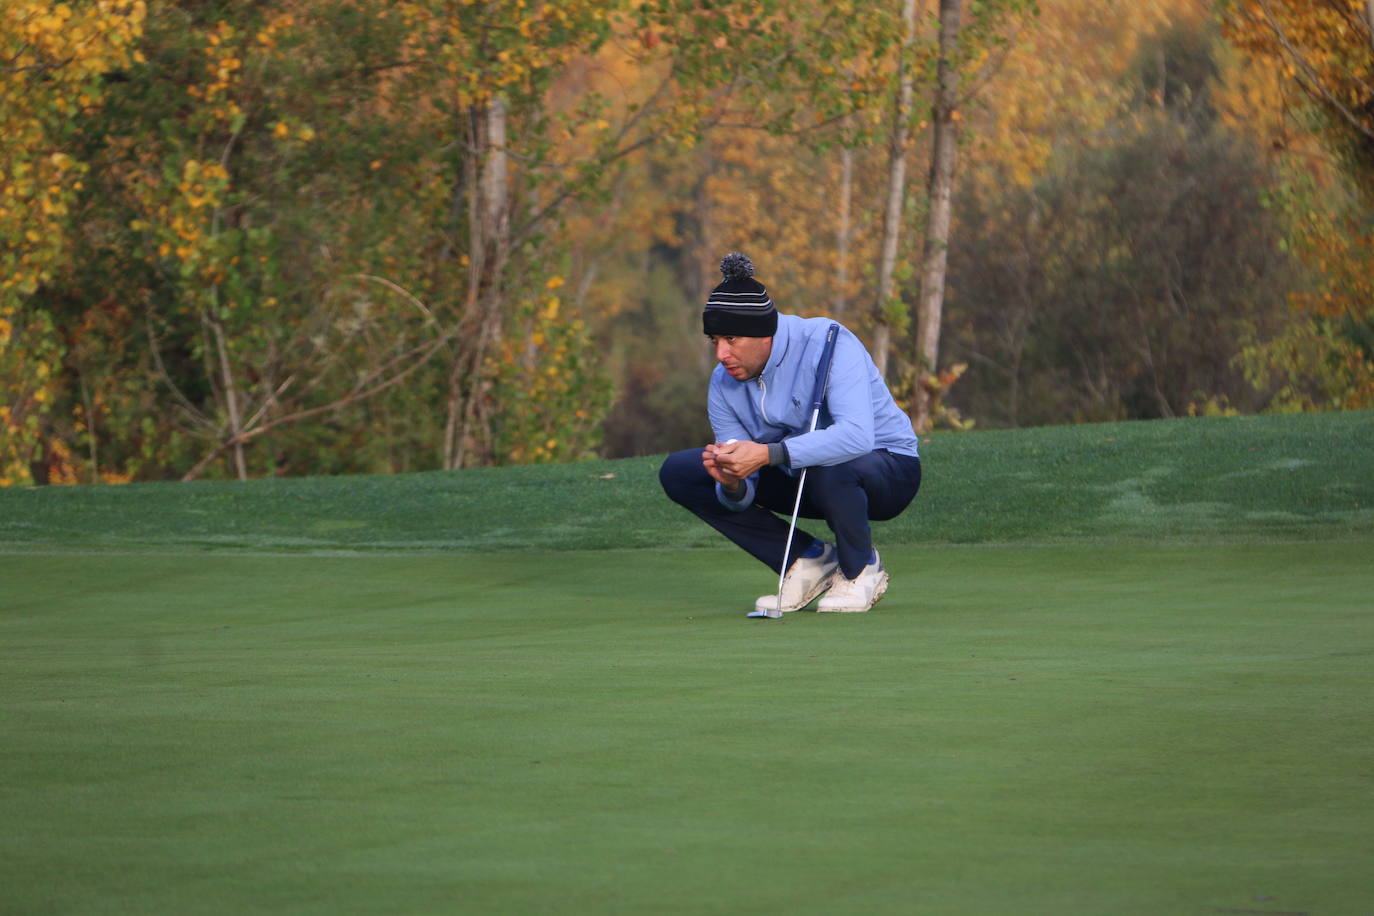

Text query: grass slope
(2, 413), (1372, 914)
(0, 411), (1371, 553)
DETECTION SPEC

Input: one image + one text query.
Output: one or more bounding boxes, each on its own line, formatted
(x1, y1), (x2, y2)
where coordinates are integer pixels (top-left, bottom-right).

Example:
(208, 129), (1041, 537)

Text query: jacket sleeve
(715, 475), (757, 512)
(706, 369), (758, 509)
(777, 331), (877, 468)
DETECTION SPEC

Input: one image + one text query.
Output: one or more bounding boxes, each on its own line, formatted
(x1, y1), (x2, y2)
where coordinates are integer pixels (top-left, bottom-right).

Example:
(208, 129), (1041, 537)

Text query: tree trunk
(835, 146), (854, 316)
(208, 309), (248, 480)
(445, 95), (510, 470)
(911, 0), (962, 433)
(481, 96), (510, 247)
(873, 0), (920, 379)
(443, 109), (483, 471)
(78, 372), (99, 483)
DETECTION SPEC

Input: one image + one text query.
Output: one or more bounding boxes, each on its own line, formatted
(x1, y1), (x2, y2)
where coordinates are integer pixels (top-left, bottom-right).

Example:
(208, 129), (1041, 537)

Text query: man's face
(709, 334), (773, 381)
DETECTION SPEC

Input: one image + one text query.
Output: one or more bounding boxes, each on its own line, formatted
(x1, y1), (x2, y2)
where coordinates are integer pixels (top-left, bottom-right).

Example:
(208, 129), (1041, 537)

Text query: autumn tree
(565, 1), (916, 454)
(12, 0), (1348, 482)
(908, 0), (962, 432)
(1222, 0), (1374, 409)
(944, 20), (1296, 425)
(65, 1), (650, 479)
(0, 0), (146, 485)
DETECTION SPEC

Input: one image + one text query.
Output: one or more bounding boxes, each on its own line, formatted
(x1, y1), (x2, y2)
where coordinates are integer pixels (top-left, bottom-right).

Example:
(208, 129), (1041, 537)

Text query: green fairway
(2, 413), (1372, 913)
(2, 411), (1372, 554)
(3, 542), (1372, 914)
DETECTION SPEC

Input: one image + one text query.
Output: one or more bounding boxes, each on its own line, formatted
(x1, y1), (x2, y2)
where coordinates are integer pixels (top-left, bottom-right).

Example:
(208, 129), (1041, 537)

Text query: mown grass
(1, 412), (1372, 915)
(1, 411), (1371, 553)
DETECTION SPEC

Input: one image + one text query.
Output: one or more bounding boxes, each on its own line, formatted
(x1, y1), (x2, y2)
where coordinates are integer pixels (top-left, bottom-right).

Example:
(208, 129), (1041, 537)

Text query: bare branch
(144, 310), (215, 430)
(180, 313), (468, 481)
(957, 18), (1027, 108)
(348, 274), (441, 326)
(239, 373), (297, 431)
(509, 126), (662, 249)
(1255, 0), (1374, 141)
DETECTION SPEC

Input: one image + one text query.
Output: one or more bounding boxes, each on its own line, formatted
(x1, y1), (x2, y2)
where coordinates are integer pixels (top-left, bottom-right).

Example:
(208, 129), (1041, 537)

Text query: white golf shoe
(749, 542), (840, 616)
(817, 550), (889, 613)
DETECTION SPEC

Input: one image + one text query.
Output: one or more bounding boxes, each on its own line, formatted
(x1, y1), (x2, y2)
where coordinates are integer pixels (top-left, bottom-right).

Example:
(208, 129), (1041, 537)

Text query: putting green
(3, 542), (1371, 914)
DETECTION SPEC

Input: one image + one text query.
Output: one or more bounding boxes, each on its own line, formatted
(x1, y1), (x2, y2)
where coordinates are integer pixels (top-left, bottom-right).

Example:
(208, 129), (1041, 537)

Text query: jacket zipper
(756, 375), (770, 425)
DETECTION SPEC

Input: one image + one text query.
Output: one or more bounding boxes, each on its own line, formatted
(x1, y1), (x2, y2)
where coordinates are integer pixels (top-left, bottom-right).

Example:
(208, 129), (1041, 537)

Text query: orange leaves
(972, 0), (1196, 187)
(683, 127), (882, 320)
(193, 13), (301, 129)
(1, 0), (148, 297)
(1287, 209), (1374, 321)
(395, 0), (620, 108)
(914, 362), (972, 431)
(1222, 0), (1374, 189)
(923, 362), (968, 393)
(254, 12), (294, 50)
(118, 9), (310, 316)
(125, 153), (234, 302)
(1, 0), (149, 484)
(197, 22), (246, 123)
(0, 307), (65, 486)
(1218, 1), (1374, 409)
(4, 0), (146, 77)
(492, 291), (611, 465)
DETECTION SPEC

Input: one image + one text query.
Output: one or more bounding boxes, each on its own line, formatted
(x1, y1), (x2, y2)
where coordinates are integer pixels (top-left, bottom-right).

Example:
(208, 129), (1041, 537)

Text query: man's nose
(715, 339), (730, 362)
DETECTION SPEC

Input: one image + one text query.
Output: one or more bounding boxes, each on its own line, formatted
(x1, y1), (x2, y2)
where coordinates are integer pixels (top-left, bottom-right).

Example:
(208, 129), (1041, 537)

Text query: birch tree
(872, 0), (922, 378)
(910, 0), (962, 431)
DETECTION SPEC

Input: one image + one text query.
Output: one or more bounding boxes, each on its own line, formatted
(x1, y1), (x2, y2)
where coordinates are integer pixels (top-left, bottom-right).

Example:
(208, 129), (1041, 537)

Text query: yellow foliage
(692, 129), (883, 320)
(1223, 0), (1374, 201)
(0, 0), (146, 292)
(44, 438), (81, 486)
(1, 0), (147, 485)
(1219, 1), (1374, 409)
(973, 0), (1208, 186)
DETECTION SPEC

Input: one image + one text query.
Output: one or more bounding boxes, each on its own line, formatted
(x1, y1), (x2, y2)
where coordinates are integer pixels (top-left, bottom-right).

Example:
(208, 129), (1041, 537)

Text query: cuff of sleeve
(767, 441), (791, 468)
(715, 476), (756, 511)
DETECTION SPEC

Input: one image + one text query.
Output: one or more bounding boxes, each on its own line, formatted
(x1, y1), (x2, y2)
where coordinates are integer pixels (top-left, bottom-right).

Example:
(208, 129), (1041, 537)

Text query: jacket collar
(758, 313), (793, 381)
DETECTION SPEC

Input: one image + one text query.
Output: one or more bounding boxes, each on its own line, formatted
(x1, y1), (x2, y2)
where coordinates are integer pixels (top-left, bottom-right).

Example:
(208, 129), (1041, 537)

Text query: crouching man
(659, 252), (923, 616)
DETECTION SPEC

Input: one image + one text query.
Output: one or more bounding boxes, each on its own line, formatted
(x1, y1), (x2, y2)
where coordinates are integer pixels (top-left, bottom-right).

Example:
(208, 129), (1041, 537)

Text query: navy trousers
(659, 448), (922, 579)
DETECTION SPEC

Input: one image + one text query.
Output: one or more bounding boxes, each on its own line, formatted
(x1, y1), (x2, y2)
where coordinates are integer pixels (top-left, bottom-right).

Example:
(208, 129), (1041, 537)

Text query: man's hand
(702, 439), (770, 491)
(701, 441), (738, 489)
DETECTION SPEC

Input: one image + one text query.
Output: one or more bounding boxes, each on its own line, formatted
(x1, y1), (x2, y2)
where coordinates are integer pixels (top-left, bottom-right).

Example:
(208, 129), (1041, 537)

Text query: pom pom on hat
(720, 252), (755, 283)
(703, 251), (777, 338)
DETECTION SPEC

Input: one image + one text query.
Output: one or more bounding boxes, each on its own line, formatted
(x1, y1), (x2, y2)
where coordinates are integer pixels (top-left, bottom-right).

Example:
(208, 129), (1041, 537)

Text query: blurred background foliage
(2, 0), (1371, 485)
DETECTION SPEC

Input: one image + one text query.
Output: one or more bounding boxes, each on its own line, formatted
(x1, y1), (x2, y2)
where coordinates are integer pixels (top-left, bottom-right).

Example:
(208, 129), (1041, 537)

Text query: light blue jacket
(708, 314), (920, 509)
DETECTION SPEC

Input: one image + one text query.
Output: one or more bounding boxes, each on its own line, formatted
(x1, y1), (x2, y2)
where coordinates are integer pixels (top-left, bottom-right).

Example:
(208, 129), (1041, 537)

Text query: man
(659, 252), (923, 616)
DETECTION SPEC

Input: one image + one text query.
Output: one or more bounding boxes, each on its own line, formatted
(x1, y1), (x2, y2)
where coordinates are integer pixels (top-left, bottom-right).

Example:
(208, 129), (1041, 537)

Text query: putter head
(746, 606), (785, 619)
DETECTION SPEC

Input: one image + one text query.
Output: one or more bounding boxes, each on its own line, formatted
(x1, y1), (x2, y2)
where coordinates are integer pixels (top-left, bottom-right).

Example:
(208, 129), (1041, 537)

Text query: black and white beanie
(703, 252), (777, 337)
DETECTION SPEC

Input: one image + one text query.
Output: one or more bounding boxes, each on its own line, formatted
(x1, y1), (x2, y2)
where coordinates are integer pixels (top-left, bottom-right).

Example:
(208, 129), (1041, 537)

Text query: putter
(749, 322), (841, 619)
